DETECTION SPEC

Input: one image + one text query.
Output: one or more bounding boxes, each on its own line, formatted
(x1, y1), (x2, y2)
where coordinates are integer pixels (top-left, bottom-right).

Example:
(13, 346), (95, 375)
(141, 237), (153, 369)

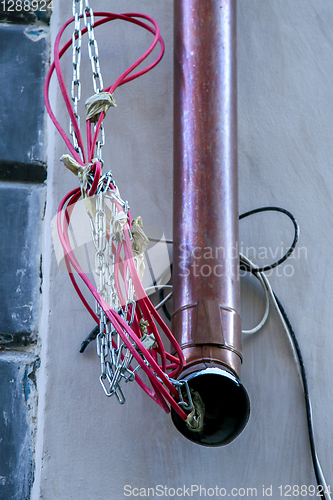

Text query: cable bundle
(44, 10), (187, 420)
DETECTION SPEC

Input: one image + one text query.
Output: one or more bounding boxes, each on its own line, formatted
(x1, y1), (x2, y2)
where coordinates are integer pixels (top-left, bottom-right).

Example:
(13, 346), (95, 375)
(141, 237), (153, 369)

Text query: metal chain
(83, 1), (104, 93)
(71, 0), (83, 159)
(69, 4), (181, 409)
(70, 0), (105, 164)
(89, 184), (136, 403)
(83, 0), (105, 165)
(94, 192), (107, 298)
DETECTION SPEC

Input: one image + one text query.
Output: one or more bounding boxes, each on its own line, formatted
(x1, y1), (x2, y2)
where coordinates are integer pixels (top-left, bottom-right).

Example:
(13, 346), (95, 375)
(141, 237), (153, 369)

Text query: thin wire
(46, 11), (188, 420)
(240, 254), (303, 383)
(145, 285), (173, 293)
(273, 294), (331, 500)
(149, 237), (173, 245)
(155, 292), (172, 311)
(239, 206), (299, 273)
(240, 253), (331, 500)
(240, 262), (270, 335)
(160, 284), (172, 321)
(45, 12), (164, 162)
(161, 207), (329, 495)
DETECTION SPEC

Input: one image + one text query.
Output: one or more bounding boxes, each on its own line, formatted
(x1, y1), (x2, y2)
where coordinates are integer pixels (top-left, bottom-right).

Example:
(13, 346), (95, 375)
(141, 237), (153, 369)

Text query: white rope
(132, 217), (149, 254)
(186, 391), (205, 432)
(60, 153), (82, 174)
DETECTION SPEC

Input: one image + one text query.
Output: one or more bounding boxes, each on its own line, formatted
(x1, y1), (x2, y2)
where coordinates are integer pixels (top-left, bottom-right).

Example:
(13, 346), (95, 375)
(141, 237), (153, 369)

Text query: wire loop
(239, 206), (299, 273)
(46, 11), (187, 421)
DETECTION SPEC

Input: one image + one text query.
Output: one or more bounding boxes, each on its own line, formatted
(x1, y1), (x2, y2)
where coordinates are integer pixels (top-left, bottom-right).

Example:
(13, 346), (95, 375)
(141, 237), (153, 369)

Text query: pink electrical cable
(46, 11), (187, 420)
(58, 192), (186, 416)
(58, 186), (186, 408)
(45, 12), (164, 162)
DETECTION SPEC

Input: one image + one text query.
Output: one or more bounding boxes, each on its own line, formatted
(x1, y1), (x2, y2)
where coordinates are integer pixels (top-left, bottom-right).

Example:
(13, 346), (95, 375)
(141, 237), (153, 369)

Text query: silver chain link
(71, 0), (105, 164)
(70, 2), (182, 409)
(88, 182), (140, 404)
(83, 2), (104, 93)
(83, 0), (105, 165)
(71, 0), (83, 159)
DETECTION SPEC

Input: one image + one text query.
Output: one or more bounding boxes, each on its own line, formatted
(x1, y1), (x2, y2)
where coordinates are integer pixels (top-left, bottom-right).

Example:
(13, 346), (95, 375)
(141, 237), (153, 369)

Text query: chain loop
(83, 2), (104, 93)
(71, 0), (105, 163)
(83, 0), (105, 164)
(65, 6), (186, 415)
(89, 184), (140, 401)
(71, 0), (83, 159)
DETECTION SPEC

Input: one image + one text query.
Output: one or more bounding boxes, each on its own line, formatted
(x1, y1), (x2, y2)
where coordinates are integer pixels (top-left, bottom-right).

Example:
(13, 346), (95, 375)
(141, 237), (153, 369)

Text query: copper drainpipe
(171, 0), (250, 446)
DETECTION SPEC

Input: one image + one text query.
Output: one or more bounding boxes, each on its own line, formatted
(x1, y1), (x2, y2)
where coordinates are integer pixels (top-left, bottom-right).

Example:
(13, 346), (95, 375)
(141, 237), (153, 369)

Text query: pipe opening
(171, 367), (250, 447)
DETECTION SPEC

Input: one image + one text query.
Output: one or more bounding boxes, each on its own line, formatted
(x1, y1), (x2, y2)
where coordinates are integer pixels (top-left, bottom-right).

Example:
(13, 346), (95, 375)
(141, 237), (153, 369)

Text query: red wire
(88, 161), (101, 196)
(58, 190), (183, 413)
(59, 195), (176, 413)
(58, 185), (186, 418)
(47, 12), (186, 420)
(45, 12), (164, 163)
(59, 197), (186, 417)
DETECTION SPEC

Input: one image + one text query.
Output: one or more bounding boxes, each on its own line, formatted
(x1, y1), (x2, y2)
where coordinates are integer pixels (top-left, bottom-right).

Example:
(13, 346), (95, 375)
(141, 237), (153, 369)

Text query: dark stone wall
(0, 184), (43, 345)
(0, 23), (47, 181)
(0, 4), (49, 498)
(0, 1), (52, 25)
(0, 354), (39, 500)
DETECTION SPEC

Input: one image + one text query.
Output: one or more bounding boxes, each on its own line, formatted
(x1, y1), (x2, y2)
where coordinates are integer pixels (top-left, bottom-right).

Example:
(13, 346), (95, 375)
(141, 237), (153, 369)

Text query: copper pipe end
(171, 365), (250, 447)
(172, 0), (250, 446)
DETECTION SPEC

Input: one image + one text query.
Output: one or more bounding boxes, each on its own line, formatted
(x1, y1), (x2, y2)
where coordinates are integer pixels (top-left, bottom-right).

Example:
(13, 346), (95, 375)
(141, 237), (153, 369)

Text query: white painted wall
(32, 1), (333, 498)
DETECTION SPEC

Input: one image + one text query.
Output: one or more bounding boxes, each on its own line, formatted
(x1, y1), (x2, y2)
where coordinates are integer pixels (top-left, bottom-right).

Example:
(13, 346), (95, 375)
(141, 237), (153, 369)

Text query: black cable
(162, 207), (299, 317)
(240, 248), (328, 497)
(79, 324), (99, 353)
(272, 294), (327, 500)
(239, 206), (299, 273)
(159, 263), (172, 321)
(163, 202), (327, 496)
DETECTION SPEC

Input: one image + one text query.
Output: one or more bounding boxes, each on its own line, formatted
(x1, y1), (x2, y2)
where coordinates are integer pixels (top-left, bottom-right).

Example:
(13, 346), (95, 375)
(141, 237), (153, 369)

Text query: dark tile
(0, 24), (47, 169)
(0, 0), (51, 25)
(0, 161), (47, 184)
(0, 183), (43, 343)
(0, 352), (39, 500)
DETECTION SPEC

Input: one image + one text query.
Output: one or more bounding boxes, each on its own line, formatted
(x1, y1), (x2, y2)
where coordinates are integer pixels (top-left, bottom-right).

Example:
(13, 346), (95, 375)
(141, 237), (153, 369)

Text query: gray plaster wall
(33, 1), (333, 499)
